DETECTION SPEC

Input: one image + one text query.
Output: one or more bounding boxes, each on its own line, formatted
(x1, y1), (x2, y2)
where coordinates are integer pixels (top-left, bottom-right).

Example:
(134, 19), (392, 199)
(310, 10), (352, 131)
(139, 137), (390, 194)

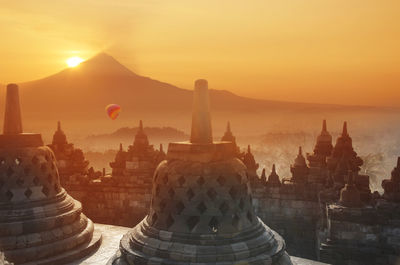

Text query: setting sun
(66, 56), (84, 67)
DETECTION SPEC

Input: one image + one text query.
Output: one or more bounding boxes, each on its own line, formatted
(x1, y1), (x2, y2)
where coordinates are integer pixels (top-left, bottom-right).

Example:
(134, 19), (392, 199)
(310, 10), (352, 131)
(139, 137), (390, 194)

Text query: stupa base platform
(21, 226), (102, 265)
(62, 224), (329, 265)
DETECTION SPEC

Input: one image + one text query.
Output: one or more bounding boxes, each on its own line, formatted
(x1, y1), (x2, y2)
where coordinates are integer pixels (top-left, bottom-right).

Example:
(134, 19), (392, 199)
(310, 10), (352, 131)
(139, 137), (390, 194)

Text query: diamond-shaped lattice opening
(207, 188), (217, 201)
(247, 211), (253, 223)
(6, 167), (14, 177)
(47, 174), (53, 183)
(152, 212), (158, 225)
(176, 201), (185, 214)
(159, 201), (166, 212)
(232, 214), (240, 230)
(166, 214), (174, 228)
(40, 164), (47, 173)
(15, 158), (21, 165)
(219, 202), (229, 214)
(25, 188), (32, 198)
(155, 185), (161, 196)
(235, 174), (242, 183)
(5, 190), (13, 201)
(16, 177), (24, 186)
(32, 156), (39, 164)
(186, 216), (200, 231)
(42, 186), (50, 197)
(33, 176), (40, 185)
(187, 188), (195, 200)
(45, 155), (50, 162)
(24, 166), (31, 175)
(178, 175), (185, 186)
(162, 173), (168, 184)
(197, 176), (205, 186)
(229, 187), (238, 200)
(239, 198), (245, 210)
(168, 187), (175, 198)
(197, 202), (207, 214)
(209, 216), (219, 232)
(217, 175), (226, 186)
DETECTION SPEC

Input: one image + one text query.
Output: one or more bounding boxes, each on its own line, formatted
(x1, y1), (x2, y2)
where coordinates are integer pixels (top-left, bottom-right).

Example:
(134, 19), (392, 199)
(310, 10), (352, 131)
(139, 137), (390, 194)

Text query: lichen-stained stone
(108, 80), (292, 265)
(0, 84), (101, 264)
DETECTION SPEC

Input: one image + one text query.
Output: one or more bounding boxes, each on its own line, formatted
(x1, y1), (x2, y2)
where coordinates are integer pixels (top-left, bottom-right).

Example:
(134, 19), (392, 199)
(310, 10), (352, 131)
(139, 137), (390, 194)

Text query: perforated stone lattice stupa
(0, 84), (101, 264)
(108, 79), (293, 265)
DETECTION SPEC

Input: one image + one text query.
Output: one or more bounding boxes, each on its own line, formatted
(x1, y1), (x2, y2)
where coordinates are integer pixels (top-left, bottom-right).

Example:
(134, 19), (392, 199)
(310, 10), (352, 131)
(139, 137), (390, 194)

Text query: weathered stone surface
(0, 84), (101, 264)
(108, 79), (293, 265)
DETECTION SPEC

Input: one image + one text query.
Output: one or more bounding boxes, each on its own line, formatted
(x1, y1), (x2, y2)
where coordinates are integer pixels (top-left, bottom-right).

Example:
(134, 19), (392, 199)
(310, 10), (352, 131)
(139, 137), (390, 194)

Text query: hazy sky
(0, 0), (399, 106)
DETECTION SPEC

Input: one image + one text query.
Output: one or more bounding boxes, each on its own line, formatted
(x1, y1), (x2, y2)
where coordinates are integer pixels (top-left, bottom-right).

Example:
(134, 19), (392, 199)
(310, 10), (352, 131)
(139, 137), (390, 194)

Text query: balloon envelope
(105, 104), (121, 120)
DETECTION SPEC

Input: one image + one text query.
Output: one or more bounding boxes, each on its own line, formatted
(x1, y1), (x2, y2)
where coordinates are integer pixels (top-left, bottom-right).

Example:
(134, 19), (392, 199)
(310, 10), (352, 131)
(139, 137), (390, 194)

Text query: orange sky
(0, 1), (399, 106)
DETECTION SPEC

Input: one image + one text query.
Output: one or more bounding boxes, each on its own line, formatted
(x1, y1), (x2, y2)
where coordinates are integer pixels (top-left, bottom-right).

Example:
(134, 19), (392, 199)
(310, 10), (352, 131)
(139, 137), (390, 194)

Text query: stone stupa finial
(3, 84), (23, 135)
(226, 121), (231, 133)
(139, 120), (143, 131)
(190, 79), (212, 144)
(342, 121), (348, 136)
(57, 121), (61, 131)
(322, 119), (327, 132)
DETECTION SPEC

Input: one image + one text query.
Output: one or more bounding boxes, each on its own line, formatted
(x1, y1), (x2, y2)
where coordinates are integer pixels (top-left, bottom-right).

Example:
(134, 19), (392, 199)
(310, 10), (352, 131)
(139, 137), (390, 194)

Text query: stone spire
(243, 144), (259, 175)
(190, 79), (213, 144)
(3, 84), (23, 135)
(52, 121), (68, 146)
(132, 120), (149, 151)
(328, 121), (363, 178)
(339, 170), (361, 207)
(109, 79), (293, 265)
(221, 121), (236, 144)
(310, 120), (333, 156)
(342, 121), (348, 136)
(291, 146), (309, 183)
(119, 143), (123, 151)
(261, 168), (267, 183)
(267, 164), (281, 187)
(294, 146), (307, 166)
(139, 119), (143, 131)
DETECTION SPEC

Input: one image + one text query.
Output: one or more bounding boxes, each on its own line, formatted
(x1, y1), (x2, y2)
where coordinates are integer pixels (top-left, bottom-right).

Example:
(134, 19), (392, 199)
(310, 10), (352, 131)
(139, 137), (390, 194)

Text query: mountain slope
(1, 53), (395, 136)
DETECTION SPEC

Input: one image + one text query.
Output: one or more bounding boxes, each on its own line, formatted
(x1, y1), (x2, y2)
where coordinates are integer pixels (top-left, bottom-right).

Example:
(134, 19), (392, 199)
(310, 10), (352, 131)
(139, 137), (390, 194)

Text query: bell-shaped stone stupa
(108, 79), (293, 265)
(0, 84), (101, 264)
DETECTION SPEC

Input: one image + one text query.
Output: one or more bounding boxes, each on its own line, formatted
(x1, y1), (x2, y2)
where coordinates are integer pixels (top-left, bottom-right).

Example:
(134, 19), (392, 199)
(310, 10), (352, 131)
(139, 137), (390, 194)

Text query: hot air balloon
(105, 104), (121, 120)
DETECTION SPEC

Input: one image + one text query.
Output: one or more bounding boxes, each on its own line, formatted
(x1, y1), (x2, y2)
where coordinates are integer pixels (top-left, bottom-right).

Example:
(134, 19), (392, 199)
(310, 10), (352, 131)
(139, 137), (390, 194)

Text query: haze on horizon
(0, 0), (399, 107)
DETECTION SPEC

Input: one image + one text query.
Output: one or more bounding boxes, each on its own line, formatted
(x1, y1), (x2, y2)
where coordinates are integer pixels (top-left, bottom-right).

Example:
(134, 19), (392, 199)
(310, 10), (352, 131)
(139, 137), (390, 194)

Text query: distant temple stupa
(0, 84), (101, 264)
(108, 79), (293, 265)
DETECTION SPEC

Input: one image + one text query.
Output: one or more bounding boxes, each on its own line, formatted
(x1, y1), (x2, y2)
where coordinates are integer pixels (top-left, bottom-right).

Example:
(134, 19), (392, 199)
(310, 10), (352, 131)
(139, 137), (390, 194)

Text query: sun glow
(66, 56), (84, 67)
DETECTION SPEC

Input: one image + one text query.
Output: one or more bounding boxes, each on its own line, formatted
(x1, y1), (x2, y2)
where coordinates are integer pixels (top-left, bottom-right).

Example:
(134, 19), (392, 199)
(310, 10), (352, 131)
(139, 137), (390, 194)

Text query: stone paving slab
(67, 223), (330, 265)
